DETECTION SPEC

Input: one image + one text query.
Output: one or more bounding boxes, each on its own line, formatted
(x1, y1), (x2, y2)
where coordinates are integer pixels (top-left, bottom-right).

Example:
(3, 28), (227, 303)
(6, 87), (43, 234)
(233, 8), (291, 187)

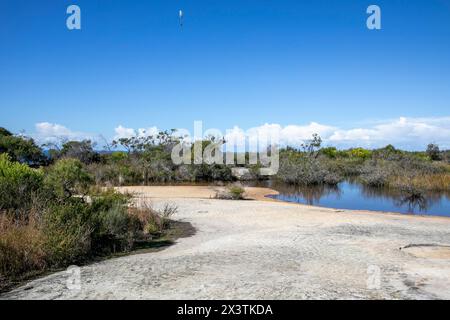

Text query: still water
(259, 180), (450, 217)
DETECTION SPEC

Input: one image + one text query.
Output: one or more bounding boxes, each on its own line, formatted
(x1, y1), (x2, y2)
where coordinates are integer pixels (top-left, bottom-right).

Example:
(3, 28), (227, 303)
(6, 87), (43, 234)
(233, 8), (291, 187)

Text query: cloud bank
(327, 117), (450, 149)
(32, 117), (450, 150)
(33, 122), (99, 145)
(113, 125), (159, 140)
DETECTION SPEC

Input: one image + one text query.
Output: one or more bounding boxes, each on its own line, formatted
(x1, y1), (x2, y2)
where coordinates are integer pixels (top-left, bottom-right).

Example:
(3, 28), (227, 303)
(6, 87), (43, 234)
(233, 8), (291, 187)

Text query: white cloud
(34, 117), (450, 151)
(114, 125), (136, 140)
(328, 117), (450, 149)
(137, 127), (159, 137)
(36, 122), (74, 137)
(280, 122), (336, 145)
(224, 117), (450, 150)
(222, 122), (336, 151)
(113, 126), (160, 140)
(34, 122), (96, 144)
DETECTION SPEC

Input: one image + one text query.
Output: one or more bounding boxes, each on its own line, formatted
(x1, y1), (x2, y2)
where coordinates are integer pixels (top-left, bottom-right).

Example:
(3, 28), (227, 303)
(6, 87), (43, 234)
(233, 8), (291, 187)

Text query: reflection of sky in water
(266, 181), (450, 217)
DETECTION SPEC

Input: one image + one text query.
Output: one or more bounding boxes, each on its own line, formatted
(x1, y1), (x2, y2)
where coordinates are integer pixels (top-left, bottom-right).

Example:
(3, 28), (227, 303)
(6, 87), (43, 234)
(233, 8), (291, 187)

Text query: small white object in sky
(179, 10), (184, 27)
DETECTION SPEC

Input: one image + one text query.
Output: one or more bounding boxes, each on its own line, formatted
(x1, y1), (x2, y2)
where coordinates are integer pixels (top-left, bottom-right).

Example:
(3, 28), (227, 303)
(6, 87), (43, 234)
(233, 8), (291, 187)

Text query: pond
(258, 180), (450, 217)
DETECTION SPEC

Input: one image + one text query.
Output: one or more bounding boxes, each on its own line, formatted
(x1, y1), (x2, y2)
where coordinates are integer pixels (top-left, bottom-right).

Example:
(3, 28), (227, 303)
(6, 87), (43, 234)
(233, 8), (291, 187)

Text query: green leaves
(0, 153), (44, 210)
(0, 131), (46, 166)
(44, 158), (93, 200)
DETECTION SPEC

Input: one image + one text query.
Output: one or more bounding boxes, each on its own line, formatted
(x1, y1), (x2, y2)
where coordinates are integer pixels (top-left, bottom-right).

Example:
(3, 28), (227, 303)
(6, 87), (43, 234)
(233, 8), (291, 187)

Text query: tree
(59, 140), (100, 164)
(45, 158), (93, 200)
(0, 128), (47, 166)
(111, 130), (180, 154)
(0, 153), (44, 211)
(300, 134), (322, 158)
(426, 143), (441, 161)
(0, 127), (13, 137)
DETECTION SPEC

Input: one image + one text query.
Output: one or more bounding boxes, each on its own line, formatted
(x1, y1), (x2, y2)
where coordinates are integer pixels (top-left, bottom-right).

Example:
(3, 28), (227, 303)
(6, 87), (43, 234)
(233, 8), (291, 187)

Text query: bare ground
(2, 186), (450, 300)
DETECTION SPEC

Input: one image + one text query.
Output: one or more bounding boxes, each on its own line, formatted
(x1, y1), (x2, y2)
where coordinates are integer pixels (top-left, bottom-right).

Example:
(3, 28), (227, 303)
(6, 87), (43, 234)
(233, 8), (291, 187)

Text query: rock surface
(3, 186), (450, 300)
(231, 167), (254, 180)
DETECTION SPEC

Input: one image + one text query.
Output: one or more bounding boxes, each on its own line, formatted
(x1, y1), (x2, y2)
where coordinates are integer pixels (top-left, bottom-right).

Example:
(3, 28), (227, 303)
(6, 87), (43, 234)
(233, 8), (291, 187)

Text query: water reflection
(258, 180), (450, 217)
(268, 183), (341, 206)
(396, 194), (429, 213)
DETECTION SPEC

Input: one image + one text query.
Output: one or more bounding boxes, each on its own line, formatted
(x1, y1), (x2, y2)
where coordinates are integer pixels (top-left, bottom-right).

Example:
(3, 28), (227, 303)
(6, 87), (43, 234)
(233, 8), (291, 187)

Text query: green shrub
(215, 185), (246, 200)
(329, 158), (365, 176)
(45, 158), (93, 199)
(426, 143), (441, 161)
(42, 201), (92, 266)
(360, 169), (390, 187)
(0, 128), (12, 137)
(0, 129), (183, 288)
(93, 204), (136, 253)
(88, 190), (135, 253)
(109, 151), (128, 163)
(349, 148), (372, 160)
(277, 153), (343, 185)
(0, 153), (44, 211)
(320, 147), (338, 159)
(228, 186), (245, 200)
(191, 164), (233, 182)
(90, 187), (131, 212)
(0, 132), (46, 166)
(58, 140), (101, 165)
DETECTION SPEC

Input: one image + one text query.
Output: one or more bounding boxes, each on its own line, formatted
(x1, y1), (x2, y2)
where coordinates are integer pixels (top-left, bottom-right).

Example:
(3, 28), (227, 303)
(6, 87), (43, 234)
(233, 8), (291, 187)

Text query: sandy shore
(117, 185), (280, 201)
(3, 186), (450, 300)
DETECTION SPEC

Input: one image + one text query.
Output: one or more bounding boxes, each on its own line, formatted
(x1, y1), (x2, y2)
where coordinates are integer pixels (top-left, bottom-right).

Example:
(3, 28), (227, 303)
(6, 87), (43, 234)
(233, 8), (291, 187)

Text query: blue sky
(1, 0), (450, 149)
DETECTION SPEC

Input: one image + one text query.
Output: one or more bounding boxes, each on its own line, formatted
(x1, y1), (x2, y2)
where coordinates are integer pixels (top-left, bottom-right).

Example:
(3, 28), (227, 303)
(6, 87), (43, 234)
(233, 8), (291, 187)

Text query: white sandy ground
(2, 186), (450, 300)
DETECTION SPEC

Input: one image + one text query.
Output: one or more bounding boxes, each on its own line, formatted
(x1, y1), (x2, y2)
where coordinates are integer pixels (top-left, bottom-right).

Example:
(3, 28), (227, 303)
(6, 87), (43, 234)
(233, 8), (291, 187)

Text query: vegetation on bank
(0, 135), (180, 291)
(276, 134), (450, 198)
(1, 125), (448, 193)
(0, 126), (449, 289)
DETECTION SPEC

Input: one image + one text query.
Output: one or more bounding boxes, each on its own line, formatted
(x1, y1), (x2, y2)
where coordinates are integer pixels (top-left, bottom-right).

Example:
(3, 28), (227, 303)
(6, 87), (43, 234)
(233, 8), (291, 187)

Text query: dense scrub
(0, 153), (176, 291)
(277, 141), (450, 198)
(1, 126), (448, 193)
(1, 126), (449, 289)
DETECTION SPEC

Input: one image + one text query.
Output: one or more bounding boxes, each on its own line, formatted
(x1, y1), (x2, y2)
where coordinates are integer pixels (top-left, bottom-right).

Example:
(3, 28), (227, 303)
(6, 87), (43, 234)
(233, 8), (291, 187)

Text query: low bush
(348, 148), (372, 160)
(42, 201), (93, 267)
(228, 186), (245, 200)
(129, 202), (178, 236)
(0, 214), (46, 279)
(0, 154), (179, 289)
(0, 153), (44, 212)
(358, 155), (449, 191)
(92, 203), (137, 254)
(359, 160), (391, 187)
(44, 158), (93, 200)
(320, 147), (339, 159)
(426, 143), (441, 161)
(277, 153), (343, 186)
(215, 185), (246, 200)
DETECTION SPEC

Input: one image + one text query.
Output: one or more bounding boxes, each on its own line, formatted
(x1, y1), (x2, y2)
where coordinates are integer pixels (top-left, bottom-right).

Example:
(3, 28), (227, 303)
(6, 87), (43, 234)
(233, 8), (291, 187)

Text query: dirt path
(3, 186), (450, 300)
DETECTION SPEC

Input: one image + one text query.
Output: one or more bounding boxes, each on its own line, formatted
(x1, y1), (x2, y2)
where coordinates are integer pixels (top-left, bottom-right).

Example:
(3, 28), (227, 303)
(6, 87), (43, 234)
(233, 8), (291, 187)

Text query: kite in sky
(179, 10), (183, 27)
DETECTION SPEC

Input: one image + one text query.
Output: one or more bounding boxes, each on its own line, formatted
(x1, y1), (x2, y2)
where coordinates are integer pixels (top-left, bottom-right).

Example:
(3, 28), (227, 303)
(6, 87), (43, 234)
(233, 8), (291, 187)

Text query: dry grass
(0, 214), (47, 281)
(128, 200), (178, 235)
(1, 196), (178, 292)
(390, 173), (450, 192)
